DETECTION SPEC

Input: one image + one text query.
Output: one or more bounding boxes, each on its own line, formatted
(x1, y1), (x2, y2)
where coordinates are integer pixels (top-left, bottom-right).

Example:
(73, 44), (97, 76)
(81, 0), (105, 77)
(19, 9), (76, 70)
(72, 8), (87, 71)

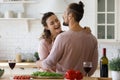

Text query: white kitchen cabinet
(117, 0), (120, 42)
(96, 0), (117, 42)
(0, 0), (36, 4)
(0, 0), (39, 32)
(0, 0), (37, 18)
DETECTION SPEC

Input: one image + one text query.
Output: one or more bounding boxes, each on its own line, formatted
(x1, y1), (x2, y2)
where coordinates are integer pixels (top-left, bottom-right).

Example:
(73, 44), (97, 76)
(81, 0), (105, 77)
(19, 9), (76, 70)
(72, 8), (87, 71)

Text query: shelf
(0, 0), (39, 32)
(0, 1), (37, 4)
(0, 18), (40, 32)
(0, 18), (39, 20)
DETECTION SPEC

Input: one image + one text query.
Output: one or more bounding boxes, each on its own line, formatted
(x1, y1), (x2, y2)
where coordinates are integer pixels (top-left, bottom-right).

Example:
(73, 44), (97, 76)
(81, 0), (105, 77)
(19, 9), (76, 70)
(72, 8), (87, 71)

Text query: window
(97, 0), (115, 40)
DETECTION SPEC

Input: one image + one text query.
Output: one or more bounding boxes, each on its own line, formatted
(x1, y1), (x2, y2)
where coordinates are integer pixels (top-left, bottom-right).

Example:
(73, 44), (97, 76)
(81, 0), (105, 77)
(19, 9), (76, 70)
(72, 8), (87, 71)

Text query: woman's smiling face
(46, 15), (62, 37)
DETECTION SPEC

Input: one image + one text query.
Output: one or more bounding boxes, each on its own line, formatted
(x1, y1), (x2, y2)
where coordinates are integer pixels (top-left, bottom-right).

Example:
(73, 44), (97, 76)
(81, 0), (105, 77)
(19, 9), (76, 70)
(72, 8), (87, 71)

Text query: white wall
(0, 0), (119, 61)
(0, 20), (42, 60)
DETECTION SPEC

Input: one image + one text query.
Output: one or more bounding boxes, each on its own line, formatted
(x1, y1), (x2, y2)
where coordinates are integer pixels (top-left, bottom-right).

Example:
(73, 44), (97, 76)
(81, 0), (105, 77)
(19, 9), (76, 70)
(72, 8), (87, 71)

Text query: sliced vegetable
(13, 75), (31, 79)
(31, 71), (63, 77)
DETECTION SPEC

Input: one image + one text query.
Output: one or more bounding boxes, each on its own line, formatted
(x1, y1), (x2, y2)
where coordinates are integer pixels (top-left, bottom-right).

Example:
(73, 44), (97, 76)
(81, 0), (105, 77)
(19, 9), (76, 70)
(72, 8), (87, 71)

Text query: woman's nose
(55, 22), (59, 26)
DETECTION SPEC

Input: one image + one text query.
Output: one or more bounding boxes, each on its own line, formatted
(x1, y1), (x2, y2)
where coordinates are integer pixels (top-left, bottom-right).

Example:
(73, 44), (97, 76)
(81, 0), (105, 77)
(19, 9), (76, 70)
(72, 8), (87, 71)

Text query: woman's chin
(56, 29), (62, 34)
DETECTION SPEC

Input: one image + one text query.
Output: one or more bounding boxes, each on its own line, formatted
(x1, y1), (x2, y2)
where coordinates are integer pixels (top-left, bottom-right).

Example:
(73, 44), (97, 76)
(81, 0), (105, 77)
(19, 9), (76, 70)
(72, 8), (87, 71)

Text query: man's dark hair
(68, 1), (84, 22)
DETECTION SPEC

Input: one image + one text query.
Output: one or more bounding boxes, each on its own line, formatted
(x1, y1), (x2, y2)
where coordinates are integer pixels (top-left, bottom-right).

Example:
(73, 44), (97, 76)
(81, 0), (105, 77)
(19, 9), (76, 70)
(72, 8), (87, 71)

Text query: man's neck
(69, 21), (83, 31)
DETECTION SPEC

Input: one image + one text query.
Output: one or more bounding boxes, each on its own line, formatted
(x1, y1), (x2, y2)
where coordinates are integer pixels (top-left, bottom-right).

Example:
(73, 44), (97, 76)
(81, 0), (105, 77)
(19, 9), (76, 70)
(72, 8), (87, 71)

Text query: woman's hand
(36, 60), (42, 69)
(36, 60), (51, 72)
(84, 26), (91, 33)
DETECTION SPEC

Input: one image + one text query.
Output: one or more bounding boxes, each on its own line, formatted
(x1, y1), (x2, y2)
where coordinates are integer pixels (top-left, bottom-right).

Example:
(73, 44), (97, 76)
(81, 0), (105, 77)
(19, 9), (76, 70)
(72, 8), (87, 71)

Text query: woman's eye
(50, 22), (54, 25)
(55, 19), (59, 22)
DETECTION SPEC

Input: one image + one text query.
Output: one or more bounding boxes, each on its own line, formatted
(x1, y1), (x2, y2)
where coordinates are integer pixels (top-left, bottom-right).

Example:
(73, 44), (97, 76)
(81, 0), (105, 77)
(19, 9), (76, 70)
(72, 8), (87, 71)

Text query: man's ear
(68, 13), (73, 20)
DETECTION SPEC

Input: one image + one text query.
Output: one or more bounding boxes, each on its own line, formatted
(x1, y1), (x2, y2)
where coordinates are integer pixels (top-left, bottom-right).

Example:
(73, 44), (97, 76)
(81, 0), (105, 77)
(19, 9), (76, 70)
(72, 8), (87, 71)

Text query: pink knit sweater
(41, 30), (98, 76)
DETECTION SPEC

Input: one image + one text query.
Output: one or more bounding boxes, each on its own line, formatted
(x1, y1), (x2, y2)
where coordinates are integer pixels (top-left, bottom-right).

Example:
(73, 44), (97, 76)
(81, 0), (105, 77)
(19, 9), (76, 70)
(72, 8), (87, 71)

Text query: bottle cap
(103, 48), (106, 55)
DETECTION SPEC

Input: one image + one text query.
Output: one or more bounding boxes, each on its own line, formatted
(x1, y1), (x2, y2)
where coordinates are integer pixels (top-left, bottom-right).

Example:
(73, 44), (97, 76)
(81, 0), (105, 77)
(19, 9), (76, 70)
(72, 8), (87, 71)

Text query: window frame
(96, 0), (117, 42)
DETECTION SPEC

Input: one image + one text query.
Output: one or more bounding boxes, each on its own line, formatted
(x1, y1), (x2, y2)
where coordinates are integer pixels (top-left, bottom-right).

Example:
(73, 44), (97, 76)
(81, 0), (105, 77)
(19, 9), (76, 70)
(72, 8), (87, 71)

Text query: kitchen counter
(0, 62), (112, 80)
(0, 66), (112, 80)
(0, 76), (112, 80)
(31, 77), (112, 80)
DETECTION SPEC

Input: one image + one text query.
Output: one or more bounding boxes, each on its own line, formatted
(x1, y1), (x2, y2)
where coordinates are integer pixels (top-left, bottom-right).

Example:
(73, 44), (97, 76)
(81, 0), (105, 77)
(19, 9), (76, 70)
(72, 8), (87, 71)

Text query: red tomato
(65, 69), (83, 80)
(21, 75), (30, 79)
(13, 76), (18, 79)
(65, 69), (76, 79)
(75, 71), (83, 79)
(13, 75), (31, 80)
(22, 76), (25, 79)
(25, 75), (30, 79)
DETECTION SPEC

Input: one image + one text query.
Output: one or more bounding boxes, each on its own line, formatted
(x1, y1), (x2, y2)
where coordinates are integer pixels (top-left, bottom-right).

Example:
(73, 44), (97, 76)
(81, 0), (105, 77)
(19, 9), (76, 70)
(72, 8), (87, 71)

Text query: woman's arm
(38, 39), (50, 60)
(37, 34), (64, 70)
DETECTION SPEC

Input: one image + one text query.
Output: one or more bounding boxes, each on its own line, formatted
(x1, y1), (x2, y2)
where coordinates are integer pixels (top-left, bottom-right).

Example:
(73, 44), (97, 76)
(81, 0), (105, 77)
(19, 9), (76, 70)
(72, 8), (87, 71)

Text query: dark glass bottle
(100, 48), (108, 77)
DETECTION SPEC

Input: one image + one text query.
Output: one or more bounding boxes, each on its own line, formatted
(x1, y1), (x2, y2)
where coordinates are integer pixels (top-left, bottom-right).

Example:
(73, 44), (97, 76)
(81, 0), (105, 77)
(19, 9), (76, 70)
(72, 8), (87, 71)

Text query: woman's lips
(54, 26), (60, 29)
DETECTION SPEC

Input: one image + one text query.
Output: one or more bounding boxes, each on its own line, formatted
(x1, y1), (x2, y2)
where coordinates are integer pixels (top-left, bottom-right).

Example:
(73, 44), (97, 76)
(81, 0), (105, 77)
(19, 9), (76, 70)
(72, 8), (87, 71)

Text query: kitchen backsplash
(0, 16), (120, 62)
(98, 43), (120, 61)
(0, 20), (120, 61)
(0, 20), (42, 61)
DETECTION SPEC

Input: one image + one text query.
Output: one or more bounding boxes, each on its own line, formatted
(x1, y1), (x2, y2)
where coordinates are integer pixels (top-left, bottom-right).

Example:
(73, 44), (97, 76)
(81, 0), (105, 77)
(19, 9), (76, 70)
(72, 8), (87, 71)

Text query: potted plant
(109, 57), (120, 80)
(34, 52), (40, 61)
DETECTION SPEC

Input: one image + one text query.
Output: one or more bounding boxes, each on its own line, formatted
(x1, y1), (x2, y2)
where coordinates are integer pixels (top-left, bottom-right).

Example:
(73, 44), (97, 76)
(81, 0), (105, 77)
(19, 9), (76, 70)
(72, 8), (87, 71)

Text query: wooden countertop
(31, 77), (112, 80)
(0, 77), (112, 80)
(0, 62), (36, 68)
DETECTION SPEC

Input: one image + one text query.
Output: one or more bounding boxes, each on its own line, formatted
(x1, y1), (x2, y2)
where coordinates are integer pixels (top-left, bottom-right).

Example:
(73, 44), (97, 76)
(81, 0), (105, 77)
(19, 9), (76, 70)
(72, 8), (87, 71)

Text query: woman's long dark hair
(40, 12), (55, 44)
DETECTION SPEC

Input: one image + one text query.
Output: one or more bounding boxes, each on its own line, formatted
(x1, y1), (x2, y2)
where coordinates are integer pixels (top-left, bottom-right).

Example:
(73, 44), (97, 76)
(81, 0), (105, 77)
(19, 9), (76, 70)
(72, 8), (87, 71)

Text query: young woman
(38, 12), (62, 60)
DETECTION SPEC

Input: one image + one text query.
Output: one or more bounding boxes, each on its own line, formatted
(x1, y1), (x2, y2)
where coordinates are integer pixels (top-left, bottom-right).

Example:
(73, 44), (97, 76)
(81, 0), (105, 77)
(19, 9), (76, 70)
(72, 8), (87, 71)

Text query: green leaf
(109, 57), (120, 71)
(31, 71), (63, 77)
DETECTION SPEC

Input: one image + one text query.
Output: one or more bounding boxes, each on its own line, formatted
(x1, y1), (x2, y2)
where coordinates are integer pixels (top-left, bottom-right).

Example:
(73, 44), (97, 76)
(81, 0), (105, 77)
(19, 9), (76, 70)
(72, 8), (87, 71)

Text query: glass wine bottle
(100, 48), (108, 77)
